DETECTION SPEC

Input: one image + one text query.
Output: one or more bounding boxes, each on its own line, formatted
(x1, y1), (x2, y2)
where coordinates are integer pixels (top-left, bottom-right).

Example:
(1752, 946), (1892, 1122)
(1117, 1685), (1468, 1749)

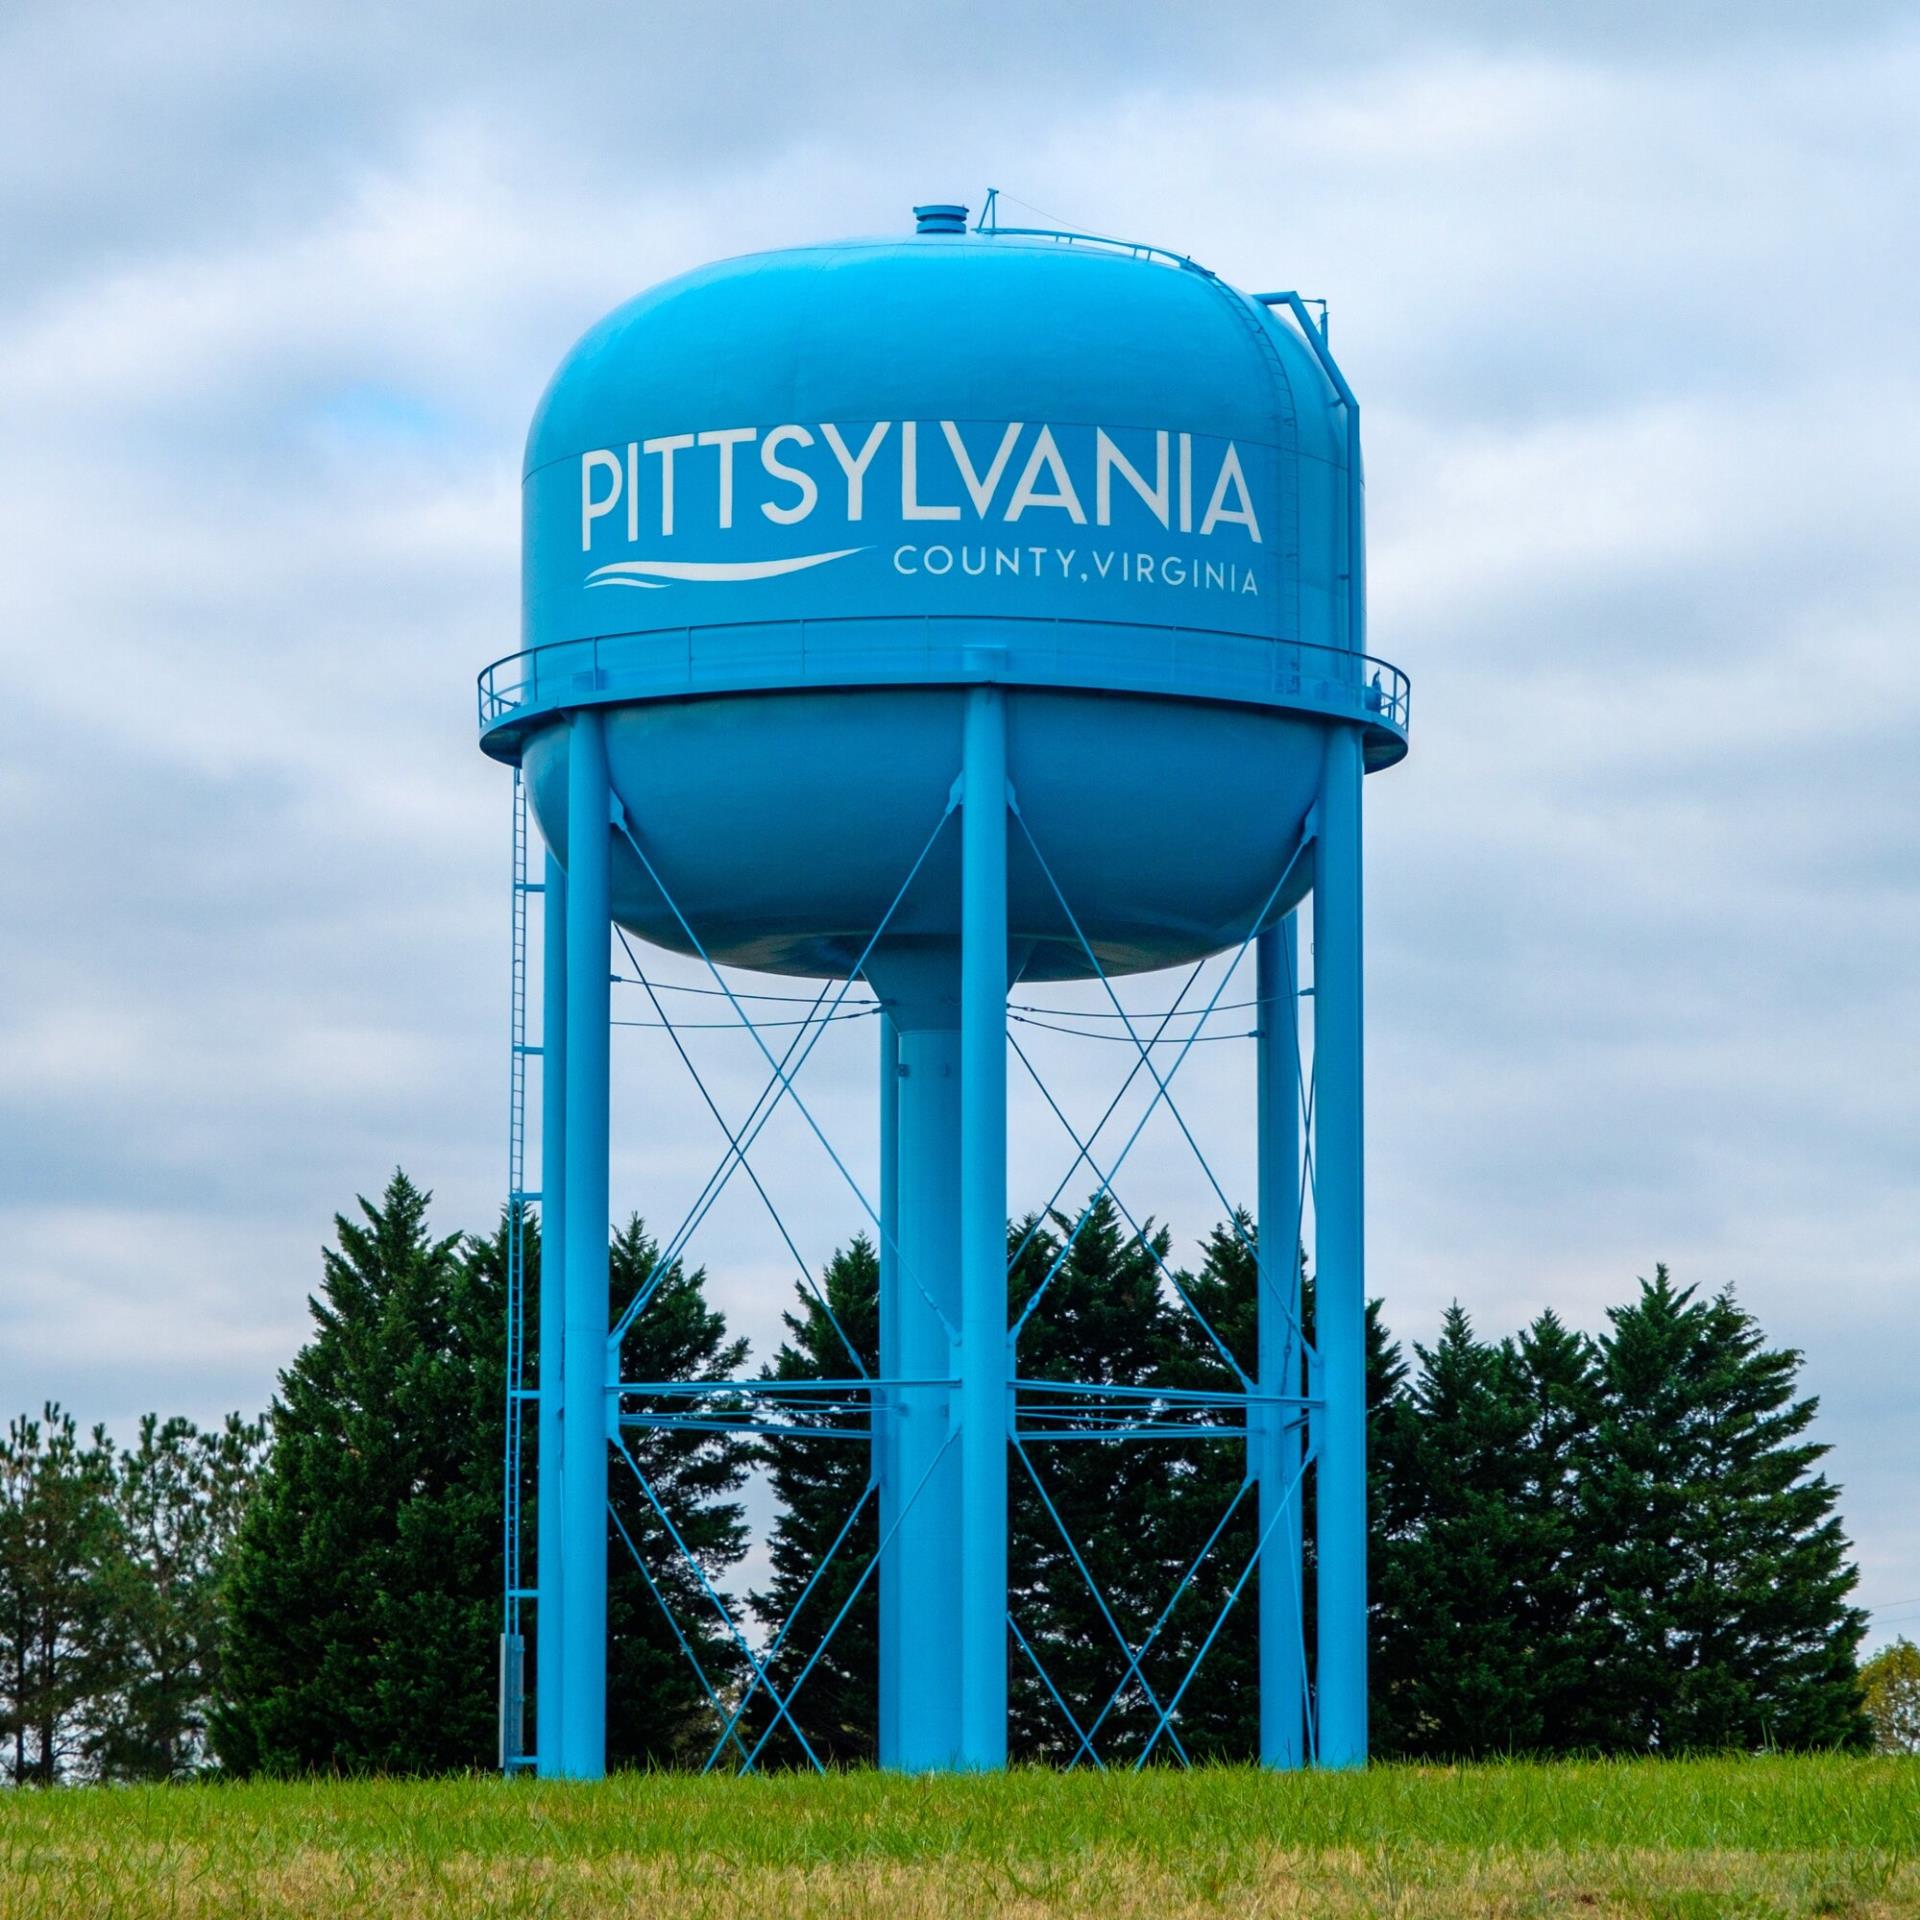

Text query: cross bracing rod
(1007, 1029), (1255, 1387)
(606, 795), (962, 1350)
(614, 1433), (829, 1773)
(1011, 801), (1316, 1352)
(617, 1377), (956, 1395)
(608, 1501), (756, 1772)
(1012, 1379), (1315, 1406)
(1003, 812), (1315, 1364)
(1011, 1438), (1194, 1766)
(1002, 949), (1214, 1280)
(1045, 1467), (1261, 1770)
(612, 938), (867, 1377)
(620, 1418), (876, 1439)
(1015, 1426), (1252, 1442)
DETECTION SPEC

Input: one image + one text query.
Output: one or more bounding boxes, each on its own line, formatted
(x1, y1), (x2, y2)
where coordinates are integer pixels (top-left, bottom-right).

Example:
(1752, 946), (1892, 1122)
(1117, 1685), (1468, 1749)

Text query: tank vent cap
(913, 203), (969, 235)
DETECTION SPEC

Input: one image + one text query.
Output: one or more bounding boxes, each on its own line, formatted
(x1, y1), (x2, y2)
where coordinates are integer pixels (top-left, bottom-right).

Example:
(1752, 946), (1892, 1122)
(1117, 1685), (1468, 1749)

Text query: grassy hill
(2, 1754), (1914, 1917)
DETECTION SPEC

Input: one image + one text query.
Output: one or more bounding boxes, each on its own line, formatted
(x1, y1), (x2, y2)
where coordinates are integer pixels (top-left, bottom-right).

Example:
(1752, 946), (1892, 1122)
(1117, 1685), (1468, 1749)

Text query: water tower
(479, 200), (1409, 1777)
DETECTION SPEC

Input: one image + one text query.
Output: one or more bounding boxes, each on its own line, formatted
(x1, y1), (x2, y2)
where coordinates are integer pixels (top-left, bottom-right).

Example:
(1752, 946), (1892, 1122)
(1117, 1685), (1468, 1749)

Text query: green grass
(2, 1755), (1914, 1918)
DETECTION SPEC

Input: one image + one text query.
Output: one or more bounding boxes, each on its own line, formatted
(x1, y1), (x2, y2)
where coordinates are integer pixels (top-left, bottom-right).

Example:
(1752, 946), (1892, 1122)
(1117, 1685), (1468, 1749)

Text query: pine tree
(93, 1412), (268, 1780)
(1286, 1266), (1409, 1760)
(1577, 1267), (1869, 1752)
(605, 1217), (752, 1769)
(1369, 1305), (1541, 1756)
(213, 1171), (501, 1774)
(0, 1407), (123, 1784)
(747, 1238), (880, 1766)
(1011, 1196), (1225, 1765)
(1154, 1213), (1264, 1764)
(1503, 1309), (1604, 1750)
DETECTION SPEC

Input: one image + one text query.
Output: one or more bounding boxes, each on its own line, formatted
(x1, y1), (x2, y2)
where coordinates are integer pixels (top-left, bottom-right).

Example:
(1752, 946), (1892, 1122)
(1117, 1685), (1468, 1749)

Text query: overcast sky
(2, 1), (1915, 1651)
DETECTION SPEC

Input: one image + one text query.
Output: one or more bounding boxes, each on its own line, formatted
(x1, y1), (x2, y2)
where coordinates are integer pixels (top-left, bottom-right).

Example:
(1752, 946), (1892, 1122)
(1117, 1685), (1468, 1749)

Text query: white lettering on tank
(1200, 444), (1262, 542)
(697, 428), (758, 529)
(642, 434), (695, 535)
(900, 421), (961, 521)
(759, 426), (818, 524)
(580, 450), (622, 551)
(941, 421), (1024, 516)
(1095, 430), (1170, 528)
(1006, 426), (1087, 523)
(820, 422), (891, 522)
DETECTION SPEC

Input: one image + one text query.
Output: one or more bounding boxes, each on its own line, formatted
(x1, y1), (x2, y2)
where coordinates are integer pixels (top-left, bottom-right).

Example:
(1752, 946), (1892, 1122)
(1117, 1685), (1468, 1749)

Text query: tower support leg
(958, 686), (1009, 1768)
(1257, 913), (1305, 1768)
(536, 850), (568, 1774)
(558, 712), (610, 1780)
(875, 1013), (906, 1767)
(1313, 723), (1367, 1769)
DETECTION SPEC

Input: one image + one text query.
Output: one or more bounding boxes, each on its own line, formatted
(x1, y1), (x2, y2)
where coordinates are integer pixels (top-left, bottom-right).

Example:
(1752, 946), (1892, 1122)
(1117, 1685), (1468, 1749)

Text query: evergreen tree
(213, 1171), (502, 1773)
(1158, 1213), (1269, 1764)
(605, 1217), (752, 1769)
(1369, 1305), (1540, 1756)
(1009, 1199), (1181, 1762)
(0, 1407), (122, 1784)
(1175, 1225), (1411, 1765)
(1577, 1268), (1869, 1751)
(93, 1412), (268, 1780)
(1292, 1267), (1409, 1759)
(747, 1238), (880, 1766)
(1502, 1309), (1604, 1750)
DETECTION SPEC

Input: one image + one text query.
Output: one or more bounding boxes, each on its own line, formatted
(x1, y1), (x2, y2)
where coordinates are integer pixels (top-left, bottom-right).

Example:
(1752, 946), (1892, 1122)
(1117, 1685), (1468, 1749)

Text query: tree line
(1, 1169), (1884, 1779)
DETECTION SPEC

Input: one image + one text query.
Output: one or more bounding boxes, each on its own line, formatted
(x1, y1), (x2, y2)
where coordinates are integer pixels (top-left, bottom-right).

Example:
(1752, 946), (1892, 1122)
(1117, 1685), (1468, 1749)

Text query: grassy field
(0, 1755), (1914, 1918)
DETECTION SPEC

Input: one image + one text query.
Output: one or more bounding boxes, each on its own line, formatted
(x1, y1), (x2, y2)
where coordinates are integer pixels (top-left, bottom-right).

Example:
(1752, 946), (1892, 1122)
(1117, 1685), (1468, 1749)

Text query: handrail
(475, 615), (1410, 744)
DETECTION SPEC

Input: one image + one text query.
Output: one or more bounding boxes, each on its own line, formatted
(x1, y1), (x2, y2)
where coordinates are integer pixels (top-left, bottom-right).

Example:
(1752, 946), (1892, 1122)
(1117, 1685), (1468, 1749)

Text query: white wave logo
(585, 549), (865, 590)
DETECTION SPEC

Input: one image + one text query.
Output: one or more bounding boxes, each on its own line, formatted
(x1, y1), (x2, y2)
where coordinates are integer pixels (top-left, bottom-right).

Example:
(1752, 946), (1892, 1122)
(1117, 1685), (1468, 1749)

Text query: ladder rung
(509, 1586), (539, 1600)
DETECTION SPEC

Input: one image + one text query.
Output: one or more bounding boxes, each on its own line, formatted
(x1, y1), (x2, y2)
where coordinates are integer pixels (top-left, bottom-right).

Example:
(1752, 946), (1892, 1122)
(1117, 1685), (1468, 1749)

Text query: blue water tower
(480, 200), (1408, 1776)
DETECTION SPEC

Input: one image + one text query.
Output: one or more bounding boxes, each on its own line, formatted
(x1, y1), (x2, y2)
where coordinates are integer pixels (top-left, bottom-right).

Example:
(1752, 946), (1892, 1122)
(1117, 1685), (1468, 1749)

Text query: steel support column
(958, 686), (1009, 1768)
(875, 1012), (904, 1766)
(1313, 722), (1367, 1768)
(536, 849), (568, 1773)
(1256, 912), (1305, 1768)
(558, 711), (611, 1779)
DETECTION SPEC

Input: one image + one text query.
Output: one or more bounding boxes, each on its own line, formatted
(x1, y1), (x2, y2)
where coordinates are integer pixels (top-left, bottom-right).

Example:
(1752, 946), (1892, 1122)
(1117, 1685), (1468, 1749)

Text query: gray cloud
(2, 1), (1916, 1643)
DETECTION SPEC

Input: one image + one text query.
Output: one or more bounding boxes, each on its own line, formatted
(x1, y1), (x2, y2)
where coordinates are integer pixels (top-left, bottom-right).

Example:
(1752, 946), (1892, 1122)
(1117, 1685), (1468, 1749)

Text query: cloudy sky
(3, 1), (1916, 1650)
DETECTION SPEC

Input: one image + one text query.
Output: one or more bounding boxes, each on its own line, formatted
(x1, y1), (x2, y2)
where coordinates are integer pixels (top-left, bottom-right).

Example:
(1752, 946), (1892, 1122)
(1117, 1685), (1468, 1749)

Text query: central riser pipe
(885, 1018), (964, 1766)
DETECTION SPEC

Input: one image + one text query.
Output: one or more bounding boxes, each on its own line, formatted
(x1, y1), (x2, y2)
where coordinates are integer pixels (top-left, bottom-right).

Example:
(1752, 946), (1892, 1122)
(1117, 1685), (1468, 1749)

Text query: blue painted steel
(1257, 915), (1306, 1768)
(1312, 724), (1367, 1768)
(958, 687), (1009, 1768)
(500, 770), (534, 1768)
(883, 1007), (963, 1767)
(486, 211), (1407, 1776)
(559, 710), (611, 1779)
(536, 849), (567, 1772)
(876, 1014), (902, 1766)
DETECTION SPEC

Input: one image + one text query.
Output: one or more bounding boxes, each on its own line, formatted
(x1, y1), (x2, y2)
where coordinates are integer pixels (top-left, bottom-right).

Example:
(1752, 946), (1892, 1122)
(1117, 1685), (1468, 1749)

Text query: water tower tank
(480, 203), (1408, 1780)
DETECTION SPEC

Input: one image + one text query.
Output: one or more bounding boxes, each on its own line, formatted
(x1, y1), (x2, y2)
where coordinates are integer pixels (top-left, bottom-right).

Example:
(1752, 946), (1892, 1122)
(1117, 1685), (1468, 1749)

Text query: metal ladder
(500, 767), (541, 1769)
